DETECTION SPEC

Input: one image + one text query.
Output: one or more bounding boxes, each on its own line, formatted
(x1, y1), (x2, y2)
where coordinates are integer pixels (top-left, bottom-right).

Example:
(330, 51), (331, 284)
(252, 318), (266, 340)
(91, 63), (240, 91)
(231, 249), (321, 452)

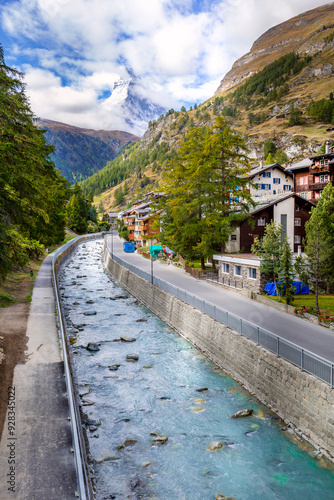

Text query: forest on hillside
(0, 45), (99, 280)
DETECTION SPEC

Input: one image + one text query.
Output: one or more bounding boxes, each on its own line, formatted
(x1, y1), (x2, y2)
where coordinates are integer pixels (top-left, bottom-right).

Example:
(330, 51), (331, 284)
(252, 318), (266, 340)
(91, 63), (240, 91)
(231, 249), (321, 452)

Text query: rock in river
(108, 364), (120, 371)
(86, 343), (100, 352)
(231, 408), (253, 418)
(216, 495), (237, 500)
(126, 354), (139, 362)
(84, 310), (97, 316)
(120, 336), (136, 342)
(150, 432), (168, 445)
(207, 441), (224, 451)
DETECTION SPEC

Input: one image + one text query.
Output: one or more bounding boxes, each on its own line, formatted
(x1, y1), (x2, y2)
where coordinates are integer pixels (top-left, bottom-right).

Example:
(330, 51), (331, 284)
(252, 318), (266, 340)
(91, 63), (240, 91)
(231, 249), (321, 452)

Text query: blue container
(123, 242), (135, 253)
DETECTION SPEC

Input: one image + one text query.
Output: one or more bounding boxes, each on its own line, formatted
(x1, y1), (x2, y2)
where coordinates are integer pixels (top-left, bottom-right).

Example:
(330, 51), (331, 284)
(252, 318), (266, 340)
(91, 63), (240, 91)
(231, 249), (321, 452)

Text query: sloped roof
(249, 192), (315, 216)
(288, 158), (313, 171)
(250, 163), (293, 178)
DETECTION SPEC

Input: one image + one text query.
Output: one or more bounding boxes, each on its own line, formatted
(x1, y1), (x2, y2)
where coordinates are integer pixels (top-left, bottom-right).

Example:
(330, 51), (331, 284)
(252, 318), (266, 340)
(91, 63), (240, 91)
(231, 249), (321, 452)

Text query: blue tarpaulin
(123, 242), (135, 253)
(264, 281), (309, 296)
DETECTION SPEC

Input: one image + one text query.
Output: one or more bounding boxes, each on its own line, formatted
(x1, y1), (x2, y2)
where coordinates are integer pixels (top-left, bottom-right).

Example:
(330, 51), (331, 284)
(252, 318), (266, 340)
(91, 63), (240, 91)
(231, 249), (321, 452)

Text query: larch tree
(159, 117), (254, 268)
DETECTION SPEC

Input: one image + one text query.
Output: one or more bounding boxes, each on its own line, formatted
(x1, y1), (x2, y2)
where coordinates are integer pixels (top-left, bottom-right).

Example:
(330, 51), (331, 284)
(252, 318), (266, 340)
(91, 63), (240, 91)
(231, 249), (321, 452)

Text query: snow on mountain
(102, 69), (167, 136)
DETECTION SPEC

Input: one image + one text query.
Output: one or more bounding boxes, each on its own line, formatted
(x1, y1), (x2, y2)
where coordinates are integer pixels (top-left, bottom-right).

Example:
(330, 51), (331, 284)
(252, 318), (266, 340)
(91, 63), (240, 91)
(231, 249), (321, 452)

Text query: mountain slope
(38, 119), (139, 183)
(81, 3), (334, 210)
(217, 2), (334, 94)
(102, 69), (168, 136)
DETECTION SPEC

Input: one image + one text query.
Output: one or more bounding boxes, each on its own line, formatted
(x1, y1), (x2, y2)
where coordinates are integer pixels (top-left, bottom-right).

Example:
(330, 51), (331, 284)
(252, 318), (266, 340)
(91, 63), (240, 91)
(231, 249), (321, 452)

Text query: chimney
(260, 160), (264, 169)
(325, 141), (330, 155)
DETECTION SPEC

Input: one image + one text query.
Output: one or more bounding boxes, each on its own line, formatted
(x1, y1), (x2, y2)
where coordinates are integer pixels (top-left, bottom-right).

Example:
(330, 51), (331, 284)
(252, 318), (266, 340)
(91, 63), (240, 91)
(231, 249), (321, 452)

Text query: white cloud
(1, 0), (329, 131)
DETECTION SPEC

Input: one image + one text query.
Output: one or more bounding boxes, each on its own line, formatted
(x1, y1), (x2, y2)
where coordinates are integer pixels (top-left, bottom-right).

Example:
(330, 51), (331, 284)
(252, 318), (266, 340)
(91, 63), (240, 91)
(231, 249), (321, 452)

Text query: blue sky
(0, 0), (329, 132)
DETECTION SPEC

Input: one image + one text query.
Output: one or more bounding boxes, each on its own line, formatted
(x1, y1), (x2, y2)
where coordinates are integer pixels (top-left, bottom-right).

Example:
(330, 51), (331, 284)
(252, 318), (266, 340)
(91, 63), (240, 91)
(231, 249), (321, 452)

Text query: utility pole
(150, 235), (153, 285)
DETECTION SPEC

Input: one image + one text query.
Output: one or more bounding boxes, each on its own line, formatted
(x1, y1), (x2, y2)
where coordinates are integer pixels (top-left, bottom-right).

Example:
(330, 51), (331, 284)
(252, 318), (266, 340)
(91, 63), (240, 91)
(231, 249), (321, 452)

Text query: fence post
(214, 305), (216, 321)
(331, 364), (333, 389)
(301, 349), (304, 371)
(257, 327), (260, 345)
(226, 312), (229, 328)
(203, 300), (205, 313)
(240, 318), (243, 335)
(277, 337), (280, 357)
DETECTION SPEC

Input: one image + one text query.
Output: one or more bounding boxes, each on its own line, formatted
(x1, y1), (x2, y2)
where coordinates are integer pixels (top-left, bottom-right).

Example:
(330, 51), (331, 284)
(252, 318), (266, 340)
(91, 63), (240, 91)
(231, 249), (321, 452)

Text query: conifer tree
(0, 44), (68, 279)
(159, 117), (253, 267)
(252, 221), (282, 297)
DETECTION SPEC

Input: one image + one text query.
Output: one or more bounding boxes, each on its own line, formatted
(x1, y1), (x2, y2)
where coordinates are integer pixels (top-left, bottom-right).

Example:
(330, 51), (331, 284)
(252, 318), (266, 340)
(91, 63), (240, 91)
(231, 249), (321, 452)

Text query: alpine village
(2, 2), (334, 500)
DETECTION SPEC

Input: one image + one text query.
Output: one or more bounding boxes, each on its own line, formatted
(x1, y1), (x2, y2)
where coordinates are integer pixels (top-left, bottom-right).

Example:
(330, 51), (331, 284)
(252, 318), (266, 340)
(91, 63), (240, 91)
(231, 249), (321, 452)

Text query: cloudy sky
(0, 0), (329, 132)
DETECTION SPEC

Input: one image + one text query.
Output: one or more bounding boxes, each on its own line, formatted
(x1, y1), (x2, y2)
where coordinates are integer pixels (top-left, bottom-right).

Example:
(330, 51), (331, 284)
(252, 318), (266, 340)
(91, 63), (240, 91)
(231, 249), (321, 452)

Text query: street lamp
(111, 226), (114, 259)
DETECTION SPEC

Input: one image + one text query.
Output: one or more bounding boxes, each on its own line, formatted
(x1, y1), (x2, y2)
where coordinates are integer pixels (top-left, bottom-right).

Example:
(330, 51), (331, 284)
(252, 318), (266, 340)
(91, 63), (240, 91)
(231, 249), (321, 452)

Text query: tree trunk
(200, 255), (206, 270)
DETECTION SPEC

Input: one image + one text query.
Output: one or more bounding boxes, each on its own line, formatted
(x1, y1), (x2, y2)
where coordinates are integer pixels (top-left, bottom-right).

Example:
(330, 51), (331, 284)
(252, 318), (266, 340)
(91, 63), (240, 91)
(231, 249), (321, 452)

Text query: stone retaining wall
(104, 244), (334, 461)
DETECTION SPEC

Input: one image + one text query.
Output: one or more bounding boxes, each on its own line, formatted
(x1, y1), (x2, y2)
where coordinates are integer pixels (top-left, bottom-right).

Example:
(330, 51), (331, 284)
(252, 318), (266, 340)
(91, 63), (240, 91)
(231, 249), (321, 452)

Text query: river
(58, 240), (334, 499)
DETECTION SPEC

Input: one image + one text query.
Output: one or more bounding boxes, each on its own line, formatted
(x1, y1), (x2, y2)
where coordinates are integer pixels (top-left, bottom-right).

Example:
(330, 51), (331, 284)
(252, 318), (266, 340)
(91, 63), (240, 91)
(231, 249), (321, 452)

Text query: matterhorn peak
(102, 68), (167, 136)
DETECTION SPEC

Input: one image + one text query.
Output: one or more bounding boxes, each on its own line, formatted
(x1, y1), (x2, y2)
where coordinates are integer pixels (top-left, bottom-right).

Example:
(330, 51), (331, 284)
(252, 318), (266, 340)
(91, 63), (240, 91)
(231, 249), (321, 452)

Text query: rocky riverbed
(58, 240), (334, 499)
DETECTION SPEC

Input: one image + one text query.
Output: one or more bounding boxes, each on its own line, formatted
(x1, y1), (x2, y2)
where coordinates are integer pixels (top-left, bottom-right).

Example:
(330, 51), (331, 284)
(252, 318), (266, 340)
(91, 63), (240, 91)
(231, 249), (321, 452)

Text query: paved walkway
(0, 255), (78, 499)
(105, 234), (334, 363)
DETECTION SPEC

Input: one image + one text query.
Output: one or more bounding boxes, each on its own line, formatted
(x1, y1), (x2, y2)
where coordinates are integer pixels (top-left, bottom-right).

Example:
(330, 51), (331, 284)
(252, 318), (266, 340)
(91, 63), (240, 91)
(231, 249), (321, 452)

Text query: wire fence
(107, 244), (334, 388)
(53, 234), (101, 500)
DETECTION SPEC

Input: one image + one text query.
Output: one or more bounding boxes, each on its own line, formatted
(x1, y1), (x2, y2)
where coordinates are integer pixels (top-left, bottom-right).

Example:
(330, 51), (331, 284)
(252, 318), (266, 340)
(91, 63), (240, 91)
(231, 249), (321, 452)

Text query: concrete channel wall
(104, 245), (334, 461)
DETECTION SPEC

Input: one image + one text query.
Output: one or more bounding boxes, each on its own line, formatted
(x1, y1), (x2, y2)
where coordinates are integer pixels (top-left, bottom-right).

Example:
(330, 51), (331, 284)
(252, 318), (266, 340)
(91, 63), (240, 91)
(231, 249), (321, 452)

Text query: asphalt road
(105, 233), (334, 364)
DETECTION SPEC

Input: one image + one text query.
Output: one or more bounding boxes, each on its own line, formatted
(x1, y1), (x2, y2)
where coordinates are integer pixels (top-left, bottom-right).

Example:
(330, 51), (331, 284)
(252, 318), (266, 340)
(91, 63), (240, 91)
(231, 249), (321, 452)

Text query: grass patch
(0, 294), (17, 307)
(0, 234), (76, 308)
(263, 294), (334, 316)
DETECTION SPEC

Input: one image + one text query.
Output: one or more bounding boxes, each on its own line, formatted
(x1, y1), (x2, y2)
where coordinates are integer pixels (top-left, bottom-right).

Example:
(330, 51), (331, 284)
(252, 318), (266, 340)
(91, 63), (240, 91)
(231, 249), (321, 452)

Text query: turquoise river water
(58, 240), (334, 499)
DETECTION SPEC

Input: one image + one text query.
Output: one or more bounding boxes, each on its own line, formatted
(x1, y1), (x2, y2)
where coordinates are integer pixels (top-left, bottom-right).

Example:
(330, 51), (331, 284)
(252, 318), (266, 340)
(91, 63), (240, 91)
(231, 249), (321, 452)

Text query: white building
(249, 163), (294, 198)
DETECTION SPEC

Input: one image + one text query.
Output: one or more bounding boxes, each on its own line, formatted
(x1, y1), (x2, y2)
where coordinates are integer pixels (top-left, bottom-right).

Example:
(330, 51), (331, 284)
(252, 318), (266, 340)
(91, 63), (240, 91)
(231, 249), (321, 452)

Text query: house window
(273, 178), (281, 184)
(262, 172), (271, 178)
(222, 263), (230, 274)
(257, 217), (266, 226)
(300, 192), (308, 199)
(283, 185), (291, 191)
(248, 267), (257, 279)
(319, 174), (329, 183)
(299, 176), (308, 186)
(230, 234), (237, 241)
(294, 218), (301, 226)
(234, 265), (242, 277)
(294, 235), (302, 244)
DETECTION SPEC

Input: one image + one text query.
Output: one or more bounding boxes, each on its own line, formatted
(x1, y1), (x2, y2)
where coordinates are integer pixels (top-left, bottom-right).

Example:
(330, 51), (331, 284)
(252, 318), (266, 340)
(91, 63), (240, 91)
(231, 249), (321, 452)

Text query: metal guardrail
(52, 234), (102, 500)
(106, 244), (334, 388)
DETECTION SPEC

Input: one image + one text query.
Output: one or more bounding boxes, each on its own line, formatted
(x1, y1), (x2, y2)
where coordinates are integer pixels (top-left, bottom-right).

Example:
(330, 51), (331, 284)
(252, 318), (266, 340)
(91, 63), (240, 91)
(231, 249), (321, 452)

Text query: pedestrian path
(0, 255), (78, 500)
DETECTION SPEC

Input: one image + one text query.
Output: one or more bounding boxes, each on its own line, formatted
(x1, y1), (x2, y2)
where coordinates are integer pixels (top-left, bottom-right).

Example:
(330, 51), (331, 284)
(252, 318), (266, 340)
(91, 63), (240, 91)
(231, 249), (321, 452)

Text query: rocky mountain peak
(102, 68), (167, 136)
(216, 2), (334, 95)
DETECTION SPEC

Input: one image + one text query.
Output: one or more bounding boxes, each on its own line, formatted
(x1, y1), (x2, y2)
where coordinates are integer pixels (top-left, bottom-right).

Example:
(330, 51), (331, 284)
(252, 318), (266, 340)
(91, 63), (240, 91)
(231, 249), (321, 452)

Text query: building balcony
(295, 185), (309, 192)
(309, 181), (329, 190)
(310, 165), (331, 173)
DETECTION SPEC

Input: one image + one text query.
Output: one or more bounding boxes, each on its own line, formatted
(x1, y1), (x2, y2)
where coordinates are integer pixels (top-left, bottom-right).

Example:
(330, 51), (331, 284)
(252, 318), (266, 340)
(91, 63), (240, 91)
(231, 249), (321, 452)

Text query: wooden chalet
(226, 193), (315, 254)
(289, 143), (334, 203)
